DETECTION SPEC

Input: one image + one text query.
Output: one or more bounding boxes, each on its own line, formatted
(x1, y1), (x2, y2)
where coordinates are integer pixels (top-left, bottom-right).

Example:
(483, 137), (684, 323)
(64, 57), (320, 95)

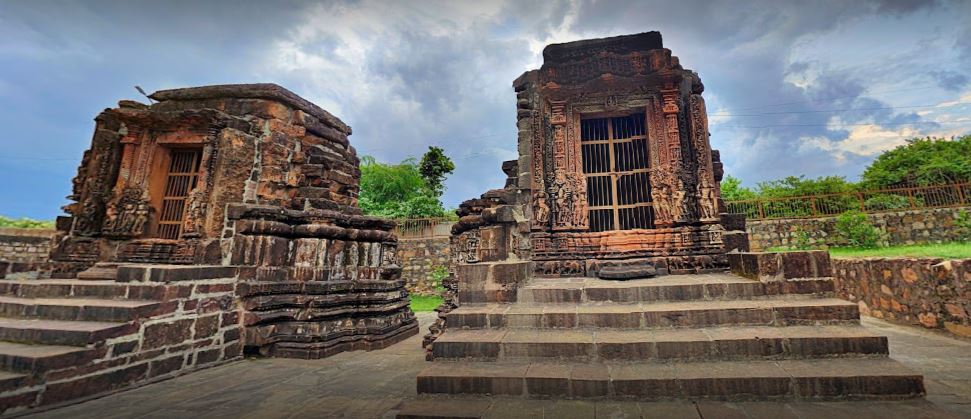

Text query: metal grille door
(156, 150), (201, 239)
(581, 113), (654, 232)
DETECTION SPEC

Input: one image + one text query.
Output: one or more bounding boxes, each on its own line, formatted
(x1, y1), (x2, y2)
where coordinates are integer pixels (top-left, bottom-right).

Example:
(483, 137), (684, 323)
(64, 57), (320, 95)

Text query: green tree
(359, 150), (455, 219)
(720, 175), (757, 201)
(418, 146), (455, 196)
(755, 175), (855, 198)
(861, 135), (971, 188)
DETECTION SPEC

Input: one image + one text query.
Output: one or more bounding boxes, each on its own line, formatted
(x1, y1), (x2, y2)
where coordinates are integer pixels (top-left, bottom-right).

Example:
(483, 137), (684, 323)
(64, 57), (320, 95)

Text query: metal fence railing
(392, 217), (456, 239)
(726, 182), (971, 221)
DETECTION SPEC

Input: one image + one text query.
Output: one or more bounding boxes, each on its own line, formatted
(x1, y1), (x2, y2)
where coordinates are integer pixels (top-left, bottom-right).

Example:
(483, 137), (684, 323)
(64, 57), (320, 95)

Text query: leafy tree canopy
(419, 146), (455, 196)
(755, 175), (856, 198)
(722, 135), (971, 201)
(358, 147), (456, 219)
(861, 135), (971, 188)
(720, 175), (757, 201)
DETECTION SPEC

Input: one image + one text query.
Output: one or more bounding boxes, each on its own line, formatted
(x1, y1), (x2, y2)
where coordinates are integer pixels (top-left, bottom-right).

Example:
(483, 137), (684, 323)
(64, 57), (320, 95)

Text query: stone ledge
(149, 83), (351, 134)
(729, 251), (831, 282)
(115, 265), (238, 283)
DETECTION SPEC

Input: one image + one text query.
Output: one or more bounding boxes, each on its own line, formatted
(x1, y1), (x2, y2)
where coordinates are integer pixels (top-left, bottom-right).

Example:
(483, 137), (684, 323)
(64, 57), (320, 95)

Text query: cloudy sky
(1, 0), (969, 219)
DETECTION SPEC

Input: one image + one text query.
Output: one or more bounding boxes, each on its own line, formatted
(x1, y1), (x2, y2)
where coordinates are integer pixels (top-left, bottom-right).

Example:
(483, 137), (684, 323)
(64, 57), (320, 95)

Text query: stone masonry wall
(832, 257), (971, 338)
(746, 206), (970, 251)
(0, 265), (242, 410)
(0, 228), (55, 274)
(0, 228), (55, 263)
(398, 237), (451, 296)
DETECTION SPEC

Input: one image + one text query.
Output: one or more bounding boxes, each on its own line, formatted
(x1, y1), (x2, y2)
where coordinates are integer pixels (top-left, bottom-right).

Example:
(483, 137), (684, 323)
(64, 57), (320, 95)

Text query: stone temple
(0, 84), (416, 412)
(0, 32), (931, 415)
(411, 32), (925, 412)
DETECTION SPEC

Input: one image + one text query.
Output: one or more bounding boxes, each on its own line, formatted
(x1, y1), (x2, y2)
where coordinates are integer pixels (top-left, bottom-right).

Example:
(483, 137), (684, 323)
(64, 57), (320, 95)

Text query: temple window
(155, 149), (202, 239)
(581, 113), (654, 232)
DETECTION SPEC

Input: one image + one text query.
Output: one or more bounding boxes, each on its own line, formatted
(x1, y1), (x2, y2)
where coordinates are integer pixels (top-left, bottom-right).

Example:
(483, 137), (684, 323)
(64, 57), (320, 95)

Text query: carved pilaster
(659, 88), (691, 225)
(546, 100), (588, 231)
(690, 94), (719, 222)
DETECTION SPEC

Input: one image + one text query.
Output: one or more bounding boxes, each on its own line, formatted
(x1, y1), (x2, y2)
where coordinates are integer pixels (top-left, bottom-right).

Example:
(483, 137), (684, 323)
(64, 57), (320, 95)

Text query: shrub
(956, 210), (971, 243)
(0, 216), (55, 229)
(791, 228), (815, 250)
(863, 194), (912, 211)
(834, 210), (883, 248)
(429, 265), (449, 293)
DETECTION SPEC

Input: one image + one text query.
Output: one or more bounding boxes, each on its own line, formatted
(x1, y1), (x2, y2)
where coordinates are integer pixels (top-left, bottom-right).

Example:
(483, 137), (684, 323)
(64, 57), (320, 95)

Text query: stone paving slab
(21, 313), (971, 419)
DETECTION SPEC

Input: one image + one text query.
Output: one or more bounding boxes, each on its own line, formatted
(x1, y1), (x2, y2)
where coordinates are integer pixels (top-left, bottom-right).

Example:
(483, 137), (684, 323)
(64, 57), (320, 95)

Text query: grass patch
(828, 242), (971, 259)
(768, 242), (971, 259)
(409, 295), (443, 312)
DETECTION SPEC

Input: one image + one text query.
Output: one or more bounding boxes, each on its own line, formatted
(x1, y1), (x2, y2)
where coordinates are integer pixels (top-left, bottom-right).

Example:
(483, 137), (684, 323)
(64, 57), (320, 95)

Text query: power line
(716, 120), (971, 129)
(729, 85), (939, 111)
(709, 102), (969, 117)
(0, 156), (76, 161)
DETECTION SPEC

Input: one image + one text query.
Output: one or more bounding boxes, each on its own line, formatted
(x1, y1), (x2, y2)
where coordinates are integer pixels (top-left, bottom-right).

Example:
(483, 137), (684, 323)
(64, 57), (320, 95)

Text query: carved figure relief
(465, 234), (480, 263)
(181, 187), (208, 237)
(690, 94), (719, 222)
(533, 190), (550, 228)
(102, 187), (151, 237)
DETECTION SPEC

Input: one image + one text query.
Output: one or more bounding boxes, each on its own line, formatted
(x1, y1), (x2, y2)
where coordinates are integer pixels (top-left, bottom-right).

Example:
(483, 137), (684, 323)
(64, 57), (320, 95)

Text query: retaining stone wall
(832, 257), (971, 338)
(398, 237), (451, 296)
(0, 228), (54, 273)
(746, 206), (970, 251)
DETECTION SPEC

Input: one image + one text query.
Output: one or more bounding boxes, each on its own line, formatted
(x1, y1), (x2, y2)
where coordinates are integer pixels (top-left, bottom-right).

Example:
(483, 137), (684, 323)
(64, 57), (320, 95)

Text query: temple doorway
(580, 112), (653, 232)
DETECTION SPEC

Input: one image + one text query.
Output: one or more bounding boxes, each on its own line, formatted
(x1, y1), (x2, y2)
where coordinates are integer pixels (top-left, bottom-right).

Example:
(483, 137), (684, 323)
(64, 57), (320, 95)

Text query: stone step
(432, 325), (888, 362)
(395, 396), (954, 419)
(445, 297), (860, 330)
(0, 318), (133, 346)
(0, 279), (183, 301)
(0, 370), (27, 394)
(75, 263), (119, 281)
(416, 358), (924, 400)
(0, 341), (99, 374)
(0, 296), (166, 322)
(518, 274), (833, 304)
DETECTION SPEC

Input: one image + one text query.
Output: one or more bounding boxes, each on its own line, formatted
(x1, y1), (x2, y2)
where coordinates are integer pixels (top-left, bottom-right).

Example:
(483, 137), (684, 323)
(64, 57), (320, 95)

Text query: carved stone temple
(518, 31), (731, 277)
(408, 33), (924, 414)
(0, 84), (416, 412)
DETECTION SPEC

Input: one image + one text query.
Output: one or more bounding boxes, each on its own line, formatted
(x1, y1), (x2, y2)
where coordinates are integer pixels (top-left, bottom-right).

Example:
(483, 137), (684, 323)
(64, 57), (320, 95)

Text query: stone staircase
(405, 273), (924, 416)
(0, 265), (242, 414)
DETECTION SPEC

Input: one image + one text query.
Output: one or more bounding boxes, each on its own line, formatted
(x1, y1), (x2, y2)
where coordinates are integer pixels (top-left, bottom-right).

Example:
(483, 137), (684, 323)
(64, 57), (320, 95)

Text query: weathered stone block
(193, 315), (221, 339)
(143, 319), (194, 349)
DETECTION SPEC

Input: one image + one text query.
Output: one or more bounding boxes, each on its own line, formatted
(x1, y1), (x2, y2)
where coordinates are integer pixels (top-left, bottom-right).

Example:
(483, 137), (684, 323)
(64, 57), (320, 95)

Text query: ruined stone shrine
(0, 84), (416, 412)
(410, 33), (924, 413)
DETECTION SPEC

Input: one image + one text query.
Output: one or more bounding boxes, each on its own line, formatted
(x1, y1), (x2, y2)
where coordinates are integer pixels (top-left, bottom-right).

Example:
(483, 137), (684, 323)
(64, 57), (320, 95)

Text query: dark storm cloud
(0, 0), (308, 217)
(566, 0), (956, 185)
(929, 70), (970, 91)
(0, 0), (967, 218)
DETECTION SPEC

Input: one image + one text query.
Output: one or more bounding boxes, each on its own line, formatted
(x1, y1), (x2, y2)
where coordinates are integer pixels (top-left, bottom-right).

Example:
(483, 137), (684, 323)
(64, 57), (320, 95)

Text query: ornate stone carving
(102, 187), (151, 238)
(690, 94), (719, 222)
(533, 190), (550, 227)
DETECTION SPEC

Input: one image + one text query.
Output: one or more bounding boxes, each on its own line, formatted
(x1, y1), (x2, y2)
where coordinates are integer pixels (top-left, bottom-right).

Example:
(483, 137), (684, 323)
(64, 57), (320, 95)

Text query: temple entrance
(580, 112), (654, 232)
(155, 149), (202, 239)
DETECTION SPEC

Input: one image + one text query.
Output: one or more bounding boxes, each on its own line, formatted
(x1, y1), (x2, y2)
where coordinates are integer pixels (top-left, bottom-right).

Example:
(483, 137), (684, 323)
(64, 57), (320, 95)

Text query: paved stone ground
(22, 313), (971, 419)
